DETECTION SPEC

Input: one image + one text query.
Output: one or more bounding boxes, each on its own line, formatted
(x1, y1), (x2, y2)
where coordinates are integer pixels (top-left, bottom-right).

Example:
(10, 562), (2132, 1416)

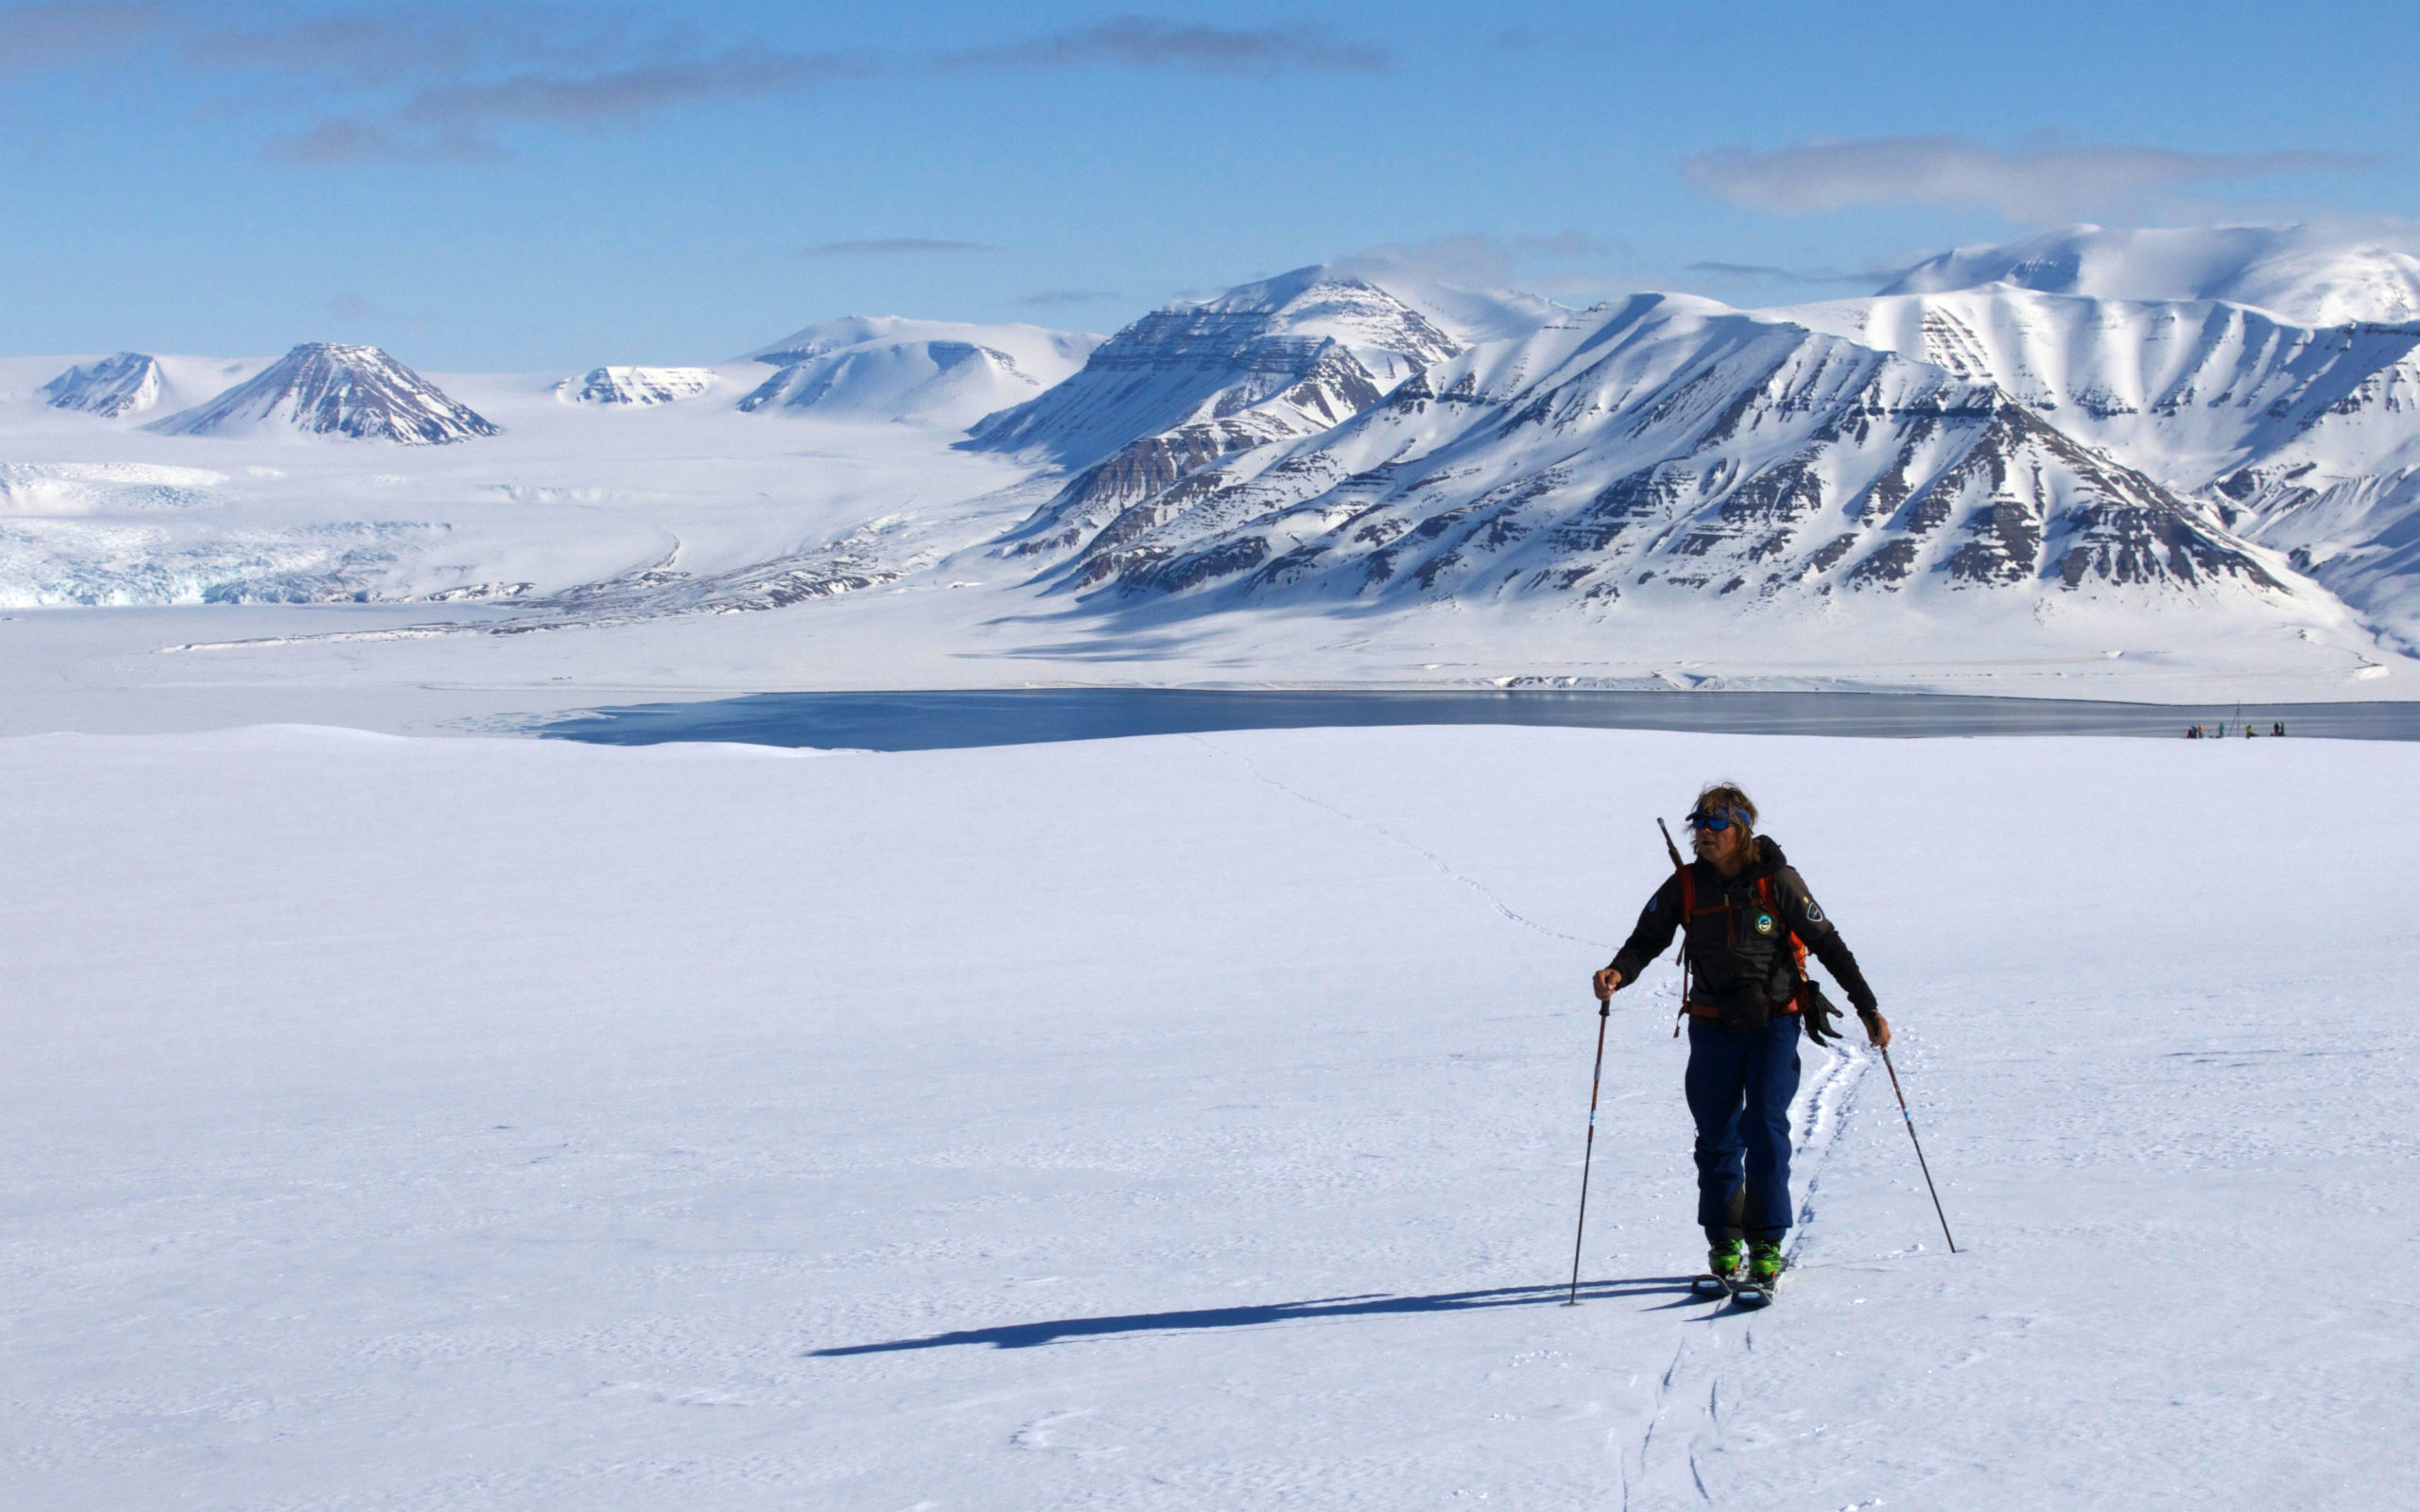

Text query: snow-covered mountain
(1780, 286), (2417, 481)
(971, 269), (1467, 557)
(559, 366), (717, 406)
(41, 352), (166, 417)
(16, 222), (2420, 690)
(967, 269), (1460, 466)
(734, 317), (1098, 428)
(1034, 294), (2296, 619)
(1884, 224), (2420, 327)
(1773, 284), (2420, 637)
(147, 344), (500, 444)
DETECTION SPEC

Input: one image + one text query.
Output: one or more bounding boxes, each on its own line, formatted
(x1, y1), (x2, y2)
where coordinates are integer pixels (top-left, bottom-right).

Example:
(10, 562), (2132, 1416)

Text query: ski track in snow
(9, 722), (2416, 1509)
(1189, 730), (1900, 1507)
(1619, 1040), (1871, 1507)
(1198, 730), (1878, 1508)
(1189, 734), (1612, 954)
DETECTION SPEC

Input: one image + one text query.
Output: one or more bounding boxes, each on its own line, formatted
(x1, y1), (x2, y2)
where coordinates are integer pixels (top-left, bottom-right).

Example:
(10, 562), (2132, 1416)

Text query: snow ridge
(732, 317), (1099, 427)
(559, 367), (717, 406)
(40, 352), (165, 417)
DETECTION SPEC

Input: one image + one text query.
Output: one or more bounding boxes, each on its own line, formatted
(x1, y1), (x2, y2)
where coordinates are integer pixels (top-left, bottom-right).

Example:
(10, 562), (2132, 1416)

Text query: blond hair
(1691, 782), (1761, 864)
(1693, 782), (1757, 831)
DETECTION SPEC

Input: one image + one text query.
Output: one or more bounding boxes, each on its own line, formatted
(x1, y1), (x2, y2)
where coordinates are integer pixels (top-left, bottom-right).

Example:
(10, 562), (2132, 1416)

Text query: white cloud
(938, 17), (1389, 75)
(1686, 134), (2376, 222)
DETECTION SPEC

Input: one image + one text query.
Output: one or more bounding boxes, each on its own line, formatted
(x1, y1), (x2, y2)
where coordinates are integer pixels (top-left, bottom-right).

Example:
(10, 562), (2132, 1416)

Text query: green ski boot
(1734, 1241), (1786, 1308)
(1690, 1239), (1745, 1299)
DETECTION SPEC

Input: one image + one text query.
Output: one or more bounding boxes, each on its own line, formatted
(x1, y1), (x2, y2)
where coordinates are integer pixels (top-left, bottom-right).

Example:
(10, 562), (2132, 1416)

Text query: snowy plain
(3, 720), (2406, 1509)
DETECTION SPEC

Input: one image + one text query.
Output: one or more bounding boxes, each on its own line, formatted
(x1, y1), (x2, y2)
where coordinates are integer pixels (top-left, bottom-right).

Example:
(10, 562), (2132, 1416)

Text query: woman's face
(1691, 817), (1749, 868)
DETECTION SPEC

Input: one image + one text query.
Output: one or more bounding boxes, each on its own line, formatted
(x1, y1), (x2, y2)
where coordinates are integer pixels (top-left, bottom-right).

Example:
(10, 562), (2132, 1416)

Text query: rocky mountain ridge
(1028, 295), (2296, 625)
(970, 269), (1473, 558)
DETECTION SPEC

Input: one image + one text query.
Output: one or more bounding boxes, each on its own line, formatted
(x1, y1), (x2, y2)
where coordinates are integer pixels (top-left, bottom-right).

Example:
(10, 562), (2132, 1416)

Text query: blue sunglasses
(1685, 809), (1746, 832)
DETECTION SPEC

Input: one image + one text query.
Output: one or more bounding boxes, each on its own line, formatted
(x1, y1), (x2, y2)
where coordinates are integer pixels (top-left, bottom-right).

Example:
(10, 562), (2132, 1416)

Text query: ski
(1689, 1273), (1734, 1300)
(1731, 1271), (1781, 1309)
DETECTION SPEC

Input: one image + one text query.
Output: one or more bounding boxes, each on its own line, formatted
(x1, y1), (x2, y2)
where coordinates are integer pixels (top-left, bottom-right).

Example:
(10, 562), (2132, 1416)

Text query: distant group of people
(2187, 721), (2286, 739)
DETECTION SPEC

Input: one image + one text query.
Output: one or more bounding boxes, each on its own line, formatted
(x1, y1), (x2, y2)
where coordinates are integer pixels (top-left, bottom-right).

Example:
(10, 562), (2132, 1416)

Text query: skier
(1590, 783), (1886, 1301)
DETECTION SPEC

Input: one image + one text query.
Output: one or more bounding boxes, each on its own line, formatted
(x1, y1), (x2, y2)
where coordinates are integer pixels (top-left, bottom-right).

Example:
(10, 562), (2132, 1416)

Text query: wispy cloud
(1015, 288), (1122, 307)
(394, 48), (873, 130)
(1685, 260), (1887, 287)
(2, 6), (1392, 162)
(940, 17), (1389, 75)
(804, 238), (992, 258)
(265, 117), (496, 163)
(184, 11), (538, 84)
(1686, 133), (2377, 223)
(0, 0), (169, 74)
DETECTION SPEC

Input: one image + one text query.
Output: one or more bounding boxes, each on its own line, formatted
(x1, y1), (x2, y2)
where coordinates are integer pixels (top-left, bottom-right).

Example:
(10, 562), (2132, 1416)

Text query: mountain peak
(1185, 266), (1341, 315)
(964, 269), (1461, 471)
(40, 352), (165, 418)
(147, 343), (499, 444)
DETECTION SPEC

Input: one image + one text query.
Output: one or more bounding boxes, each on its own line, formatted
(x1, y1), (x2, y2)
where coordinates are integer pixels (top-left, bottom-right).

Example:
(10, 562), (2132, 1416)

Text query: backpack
(1672, 868), (1808, 1035)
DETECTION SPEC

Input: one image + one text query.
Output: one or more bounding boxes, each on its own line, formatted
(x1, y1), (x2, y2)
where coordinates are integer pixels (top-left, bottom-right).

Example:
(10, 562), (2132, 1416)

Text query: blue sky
(0, 0), (2409, 369)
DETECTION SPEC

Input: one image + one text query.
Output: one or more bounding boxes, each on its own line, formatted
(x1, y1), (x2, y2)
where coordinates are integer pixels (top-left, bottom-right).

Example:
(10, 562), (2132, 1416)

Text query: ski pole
(1564, 1000), (1612, 1305)
(1877, 1045), (1958, 1253)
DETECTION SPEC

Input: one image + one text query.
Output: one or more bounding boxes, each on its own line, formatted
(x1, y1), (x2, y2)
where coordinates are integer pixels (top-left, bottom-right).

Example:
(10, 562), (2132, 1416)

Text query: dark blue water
(532, 687), (2420, 751)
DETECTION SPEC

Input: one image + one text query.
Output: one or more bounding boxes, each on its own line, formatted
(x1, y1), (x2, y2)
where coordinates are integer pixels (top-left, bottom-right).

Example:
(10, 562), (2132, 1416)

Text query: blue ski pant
(1685, 1013), (1803, 1243)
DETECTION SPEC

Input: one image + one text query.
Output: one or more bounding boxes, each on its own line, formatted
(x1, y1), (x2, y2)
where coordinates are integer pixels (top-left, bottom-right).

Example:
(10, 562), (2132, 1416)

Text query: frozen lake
(537, 685), (2420, 749)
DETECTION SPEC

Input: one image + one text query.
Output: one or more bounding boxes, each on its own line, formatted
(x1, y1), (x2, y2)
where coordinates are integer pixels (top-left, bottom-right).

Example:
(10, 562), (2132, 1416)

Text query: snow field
(0, 723), (2410, 1509)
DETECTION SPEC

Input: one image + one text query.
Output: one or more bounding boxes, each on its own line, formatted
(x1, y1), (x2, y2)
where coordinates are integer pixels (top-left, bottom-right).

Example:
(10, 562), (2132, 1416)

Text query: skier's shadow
(808, 1277), (1695, 1355)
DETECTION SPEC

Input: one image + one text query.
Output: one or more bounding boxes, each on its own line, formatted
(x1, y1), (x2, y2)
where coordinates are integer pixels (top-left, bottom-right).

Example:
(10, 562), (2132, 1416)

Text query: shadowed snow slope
(1, 722), (2409, 1509)
(734, 316), (1100, 428)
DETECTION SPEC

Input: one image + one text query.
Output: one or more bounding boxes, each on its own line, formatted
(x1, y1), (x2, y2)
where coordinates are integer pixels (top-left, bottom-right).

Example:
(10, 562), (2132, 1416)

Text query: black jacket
(1606, 836), (1877, 1015)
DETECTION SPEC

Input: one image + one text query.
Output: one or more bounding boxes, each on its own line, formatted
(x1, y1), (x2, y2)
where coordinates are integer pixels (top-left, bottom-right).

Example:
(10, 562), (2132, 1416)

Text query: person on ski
(1590, 783), (1888, 1297)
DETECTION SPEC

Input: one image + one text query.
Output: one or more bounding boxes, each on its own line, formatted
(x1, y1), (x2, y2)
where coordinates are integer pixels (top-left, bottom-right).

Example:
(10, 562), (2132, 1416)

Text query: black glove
(1801, 979), (1843, 1046)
